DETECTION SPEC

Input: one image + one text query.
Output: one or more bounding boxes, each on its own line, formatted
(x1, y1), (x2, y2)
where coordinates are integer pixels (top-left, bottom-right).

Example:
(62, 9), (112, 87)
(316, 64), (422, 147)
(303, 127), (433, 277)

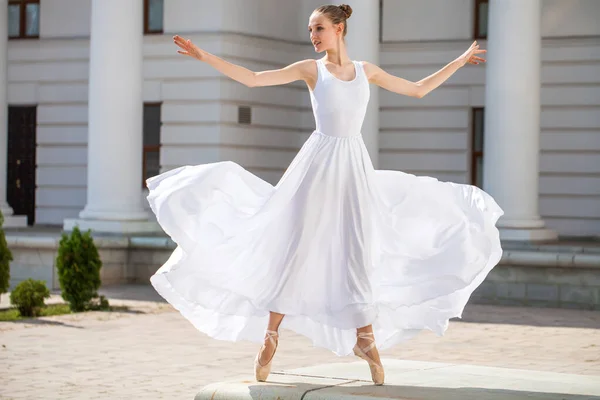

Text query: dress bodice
(309, 59), (370, 138)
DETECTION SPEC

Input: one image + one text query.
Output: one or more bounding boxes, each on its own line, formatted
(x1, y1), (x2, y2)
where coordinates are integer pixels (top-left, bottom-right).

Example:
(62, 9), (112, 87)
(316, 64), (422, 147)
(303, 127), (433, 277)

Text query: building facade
(2, 0), (600, 240)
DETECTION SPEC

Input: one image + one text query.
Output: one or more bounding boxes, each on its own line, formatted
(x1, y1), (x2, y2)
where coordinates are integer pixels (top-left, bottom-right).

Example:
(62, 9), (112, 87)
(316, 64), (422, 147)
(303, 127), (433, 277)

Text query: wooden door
(7, 106), (36, 225)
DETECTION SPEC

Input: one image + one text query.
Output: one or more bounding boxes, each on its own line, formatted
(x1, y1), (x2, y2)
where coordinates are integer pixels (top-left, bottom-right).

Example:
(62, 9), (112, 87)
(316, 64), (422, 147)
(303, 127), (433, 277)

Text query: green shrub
(9, 279), (50, 317)
(88, 294), (110, 311)
(56, 226), (105, 312)
(0, 210), (13, 295)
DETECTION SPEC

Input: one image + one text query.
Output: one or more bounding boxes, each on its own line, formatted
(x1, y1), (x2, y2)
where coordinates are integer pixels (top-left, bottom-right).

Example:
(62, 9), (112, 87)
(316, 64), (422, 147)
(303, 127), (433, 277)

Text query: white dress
(147, 59), (503, 356)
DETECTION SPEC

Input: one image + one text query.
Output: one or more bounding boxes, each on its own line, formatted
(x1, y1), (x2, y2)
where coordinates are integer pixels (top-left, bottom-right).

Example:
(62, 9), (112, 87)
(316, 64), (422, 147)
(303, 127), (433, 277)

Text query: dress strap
(315, 59), (326, 76)
(353, 60), (365, 79)
(313, 59), (327, 90)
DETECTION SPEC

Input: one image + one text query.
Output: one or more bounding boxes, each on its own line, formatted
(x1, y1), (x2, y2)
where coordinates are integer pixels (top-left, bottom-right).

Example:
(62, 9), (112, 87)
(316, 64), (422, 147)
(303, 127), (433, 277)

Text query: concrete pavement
(1, 284), (599, 399)
(197, 360), (600, 399)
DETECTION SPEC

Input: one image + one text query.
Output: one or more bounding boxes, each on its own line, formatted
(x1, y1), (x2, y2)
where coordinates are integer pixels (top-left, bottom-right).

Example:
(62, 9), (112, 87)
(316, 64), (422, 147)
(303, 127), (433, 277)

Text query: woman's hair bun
(339, 4), (353, 19)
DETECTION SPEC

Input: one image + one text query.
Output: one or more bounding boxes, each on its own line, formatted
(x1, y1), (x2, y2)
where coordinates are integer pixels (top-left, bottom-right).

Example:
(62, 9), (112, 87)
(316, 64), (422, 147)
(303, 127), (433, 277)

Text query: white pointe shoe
(254, 330), (279, 382)
(353, 332), (385, 385)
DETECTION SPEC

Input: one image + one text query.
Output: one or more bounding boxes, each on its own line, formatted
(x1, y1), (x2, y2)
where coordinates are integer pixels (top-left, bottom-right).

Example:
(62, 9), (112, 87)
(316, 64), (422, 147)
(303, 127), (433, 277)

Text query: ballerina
(148, 4), (501, 386)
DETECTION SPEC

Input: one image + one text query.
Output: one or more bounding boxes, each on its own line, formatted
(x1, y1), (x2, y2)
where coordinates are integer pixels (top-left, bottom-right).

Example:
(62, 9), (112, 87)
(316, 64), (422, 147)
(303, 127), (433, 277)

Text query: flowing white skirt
(147, 130), (503, 356)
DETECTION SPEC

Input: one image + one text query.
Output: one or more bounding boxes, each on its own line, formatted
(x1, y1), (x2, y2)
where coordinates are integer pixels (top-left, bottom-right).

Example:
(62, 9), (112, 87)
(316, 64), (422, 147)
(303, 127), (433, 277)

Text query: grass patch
(0, 303), (130, 321)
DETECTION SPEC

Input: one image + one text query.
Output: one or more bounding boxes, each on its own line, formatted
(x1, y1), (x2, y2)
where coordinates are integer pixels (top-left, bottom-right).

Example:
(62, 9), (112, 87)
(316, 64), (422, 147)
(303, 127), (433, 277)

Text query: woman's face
(308, 13), (343, 53)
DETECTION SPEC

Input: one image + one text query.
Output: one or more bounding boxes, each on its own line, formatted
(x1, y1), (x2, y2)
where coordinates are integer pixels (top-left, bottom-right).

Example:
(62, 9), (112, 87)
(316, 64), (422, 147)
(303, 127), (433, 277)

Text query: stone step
(195, 360), (600, 400)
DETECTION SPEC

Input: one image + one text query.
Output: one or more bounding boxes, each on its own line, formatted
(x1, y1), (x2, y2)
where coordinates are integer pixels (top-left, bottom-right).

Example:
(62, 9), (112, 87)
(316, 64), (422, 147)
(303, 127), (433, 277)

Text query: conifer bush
(0, 210), (12, 296)
(9, 279), (50, 317)
(56, 226), (106, 312)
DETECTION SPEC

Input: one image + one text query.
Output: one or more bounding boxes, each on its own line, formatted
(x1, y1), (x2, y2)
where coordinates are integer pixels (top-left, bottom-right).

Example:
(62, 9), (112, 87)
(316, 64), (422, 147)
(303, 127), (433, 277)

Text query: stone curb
(194, 360), (600, 399)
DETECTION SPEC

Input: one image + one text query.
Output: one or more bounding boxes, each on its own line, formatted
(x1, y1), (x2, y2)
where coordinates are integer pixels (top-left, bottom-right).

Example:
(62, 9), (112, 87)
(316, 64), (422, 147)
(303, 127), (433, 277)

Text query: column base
(2, 215), (28, 228)
(499, 227), (558, 242)
(63, 218), (162, 235)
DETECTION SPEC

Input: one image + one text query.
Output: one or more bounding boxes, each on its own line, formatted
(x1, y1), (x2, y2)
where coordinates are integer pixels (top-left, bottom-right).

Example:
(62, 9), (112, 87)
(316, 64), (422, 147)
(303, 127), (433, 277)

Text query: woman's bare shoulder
(358, 61), (382, 80)
(297, 59), (319, 90)
(295, 59), (318, 72)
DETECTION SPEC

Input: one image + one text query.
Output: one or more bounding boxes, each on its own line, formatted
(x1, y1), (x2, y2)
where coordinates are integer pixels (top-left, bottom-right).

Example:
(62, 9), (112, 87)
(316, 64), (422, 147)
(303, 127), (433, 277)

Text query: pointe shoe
(353, 332), (385, 385)
(254, 330), (279, 382)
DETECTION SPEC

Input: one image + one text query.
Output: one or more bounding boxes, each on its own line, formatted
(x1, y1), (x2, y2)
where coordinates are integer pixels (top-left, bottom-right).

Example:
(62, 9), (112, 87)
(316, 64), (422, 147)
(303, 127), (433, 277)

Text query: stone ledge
(5, 234), (175, 250)
(502, 250), (600, 269)
(195, 360), (600, 400)
(503, 240), (600, 254)
(2, 215), (27, 228)
(6, 235), (130, 249)
(6, 232), (600, 269)
(129, 236), (175, 249)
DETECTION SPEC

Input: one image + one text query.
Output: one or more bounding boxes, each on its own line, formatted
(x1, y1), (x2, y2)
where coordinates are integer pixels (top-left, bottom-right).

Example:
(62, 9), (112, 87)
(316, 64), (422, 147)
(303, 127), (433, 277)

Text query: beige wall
(6, 0), (600, 236)
(40, 0), (91, 38)
(383, 0), (600, 42)
(542, 0), (600, 37)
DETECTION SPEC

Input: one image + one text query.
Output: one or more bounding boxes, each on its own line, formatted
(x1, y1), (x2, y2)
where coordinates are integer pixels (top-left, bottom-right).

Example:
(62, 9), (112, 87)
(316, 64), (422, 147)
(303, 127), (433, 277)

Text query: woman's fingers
(173, 35), (203, 60)
(460, 41), (486, 66)
(173, 36), (195, 54)
(173, 35), (191, 48)
(174, 43), (190, 53)
(469, 57), (486, 64)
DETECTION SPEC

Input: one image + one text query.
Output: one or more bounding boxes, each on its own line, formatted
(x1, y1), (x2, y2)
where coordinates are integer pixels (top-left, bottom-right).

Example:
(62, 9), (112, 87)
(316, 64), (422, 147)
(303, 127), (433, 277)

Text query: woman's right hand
(173, 35), (205, 61)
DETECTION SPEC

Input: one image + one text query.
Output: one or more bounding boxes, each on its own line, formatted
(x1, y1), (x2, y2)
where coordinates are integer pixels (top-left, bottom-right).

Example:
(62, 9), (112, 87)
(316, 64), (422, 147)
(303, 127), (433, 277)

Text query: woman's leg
(259, 312), (284, 365)
(268, 311), (285, 332)
(357, 324), (382, 365)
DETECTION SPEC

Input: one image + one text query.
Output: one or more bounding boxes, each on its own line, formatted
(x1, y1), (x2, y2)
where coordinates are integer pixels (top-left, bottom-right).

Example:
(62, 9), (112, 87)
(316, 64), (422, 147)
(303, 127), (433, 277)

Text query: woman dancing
(147, 4), (502, 386)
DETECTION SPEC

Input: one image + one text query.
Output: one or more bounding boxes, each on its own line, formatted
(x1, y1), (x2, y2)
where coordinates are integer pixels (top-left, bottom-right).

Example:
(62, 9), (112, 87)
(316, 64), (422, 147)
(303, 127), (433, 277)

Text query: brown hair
(314, 4), (353, 37)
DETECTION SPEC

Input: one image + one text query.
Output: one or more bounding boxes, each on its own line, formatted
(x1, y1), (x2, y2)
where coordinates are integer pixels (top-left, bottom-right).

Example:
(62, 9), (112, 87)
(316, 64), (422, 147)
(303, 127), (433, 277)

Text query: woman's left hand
(457, 41), (487, 67)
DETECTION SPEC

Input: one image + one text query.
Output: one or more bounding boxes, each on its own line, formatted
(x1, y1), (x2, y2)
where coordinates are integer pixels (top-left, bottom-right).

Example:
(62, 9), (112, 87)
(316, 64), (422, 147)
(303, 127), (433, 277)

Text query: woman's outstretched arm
(173, 35), (314, 88)
(364, 41), (486, 98)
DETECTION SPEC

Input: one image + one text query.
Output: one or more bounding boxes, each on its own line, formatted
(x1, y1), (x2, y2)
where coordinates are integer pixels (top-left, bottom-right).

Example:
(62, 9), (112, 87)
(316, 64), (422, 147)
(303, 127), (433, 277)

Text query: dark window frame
(470, 107), (484, 188)
(144, 0), (164, 34)
(8, 0), (40, 40)
(142, 102), (162, 188)
(473, 0), (488, 39)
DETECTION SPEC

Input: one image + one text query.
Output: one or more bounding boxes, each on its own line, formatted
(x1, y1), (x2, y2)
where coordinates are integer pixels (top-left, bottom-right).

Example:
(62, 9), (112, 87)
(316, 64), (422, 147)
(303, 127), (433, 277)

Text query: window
(471, 108), (484, 188)
(474, 0), (488, 39)
(143, 103), (162, 186)
(144, 0), (164, 34)
(238, 106), (252, 124)
(8, 0), (40, 39)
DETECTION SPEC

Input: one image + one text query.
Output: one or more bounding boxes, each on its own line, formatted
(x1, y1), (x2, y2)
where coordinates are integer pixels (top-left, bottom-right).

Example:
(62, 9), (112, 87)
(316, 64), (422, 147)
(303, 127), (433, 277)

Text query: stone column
(0, 0), (26, 227)
(483, 0), (556, 241)
(64, 0), (159, 234)
(344, 0), (380, 168)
